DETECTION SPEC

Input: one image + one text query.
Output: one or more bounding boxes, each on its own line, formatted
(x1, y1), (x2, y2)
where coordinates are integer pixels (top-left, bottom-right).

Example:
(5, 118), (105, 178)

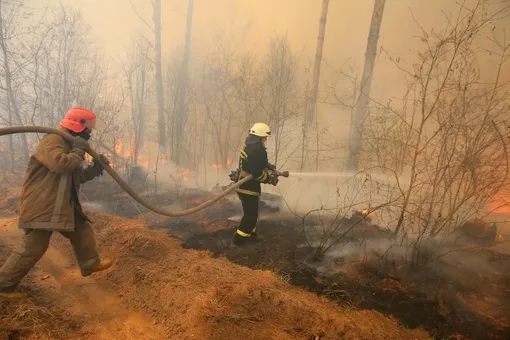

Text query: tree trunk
(153, 0), (166, 152)
(301, 0), (329, 171)
(174, 0), (194, 166)
(0, 1), (29, 168)
(346, 0), (386, 171)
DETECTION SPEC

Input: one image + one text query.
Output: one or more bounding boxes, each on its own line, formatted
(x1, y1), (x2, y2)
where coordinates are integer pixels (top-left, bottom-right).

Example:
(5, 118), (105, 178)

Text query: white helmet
(249, 122), (271, 137)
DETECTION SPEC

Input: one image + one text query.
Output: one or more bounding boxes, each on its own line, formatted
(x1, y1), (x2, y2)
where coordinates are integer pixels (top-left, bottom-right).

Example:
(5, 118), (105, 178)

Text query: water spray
(288, 172), (349, 177)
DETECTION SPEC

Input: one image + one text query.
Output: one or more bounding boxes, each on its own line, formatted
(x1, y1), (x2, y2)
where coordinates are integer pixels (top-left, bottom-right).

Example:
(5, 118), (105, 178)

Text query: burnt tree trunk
(0, 1), (29, 168)
(174, 0), (194, 166)
(153, 0), (166, 152)
(346, 0), (386, 171)
(301, 0), (329, 171)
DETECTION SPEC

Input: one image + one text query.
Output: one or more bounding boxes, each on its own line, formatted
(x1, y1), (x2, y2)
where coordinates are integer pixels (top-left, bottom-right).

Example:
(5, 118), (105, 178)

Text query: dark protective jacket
(236, 135), (273, 196)
(18, 127), (105, 232)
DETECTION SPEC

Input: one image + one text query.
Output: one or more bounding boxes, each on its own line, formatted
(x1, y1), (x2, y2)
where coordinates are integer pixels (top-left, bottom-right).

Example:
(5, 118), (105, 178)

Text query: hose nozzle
(277, 170), (289, 178)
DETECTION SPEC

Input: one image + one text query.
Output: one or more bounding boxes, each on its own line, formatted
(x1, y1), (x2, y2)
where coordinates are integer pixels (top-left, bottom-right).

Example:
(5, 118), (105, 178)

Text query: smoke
(267, 171), (409, 228)
(304, 222), (504, 288)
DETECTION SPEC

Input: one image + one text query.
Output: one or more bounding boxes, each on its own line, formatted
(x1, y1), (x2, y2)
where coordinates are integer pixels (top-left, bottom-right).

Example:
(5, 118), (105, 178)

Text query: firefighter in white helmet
(233, 122), (278, 246)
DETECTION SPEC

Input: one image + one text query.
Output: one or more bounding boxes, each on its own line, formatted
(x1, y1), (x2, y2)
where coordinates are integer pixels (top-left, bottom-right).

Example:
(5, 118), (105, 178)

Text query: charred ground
(78, 178), (510, 340)
(0, 175), (430, 340)
(1, 174), (509, 339)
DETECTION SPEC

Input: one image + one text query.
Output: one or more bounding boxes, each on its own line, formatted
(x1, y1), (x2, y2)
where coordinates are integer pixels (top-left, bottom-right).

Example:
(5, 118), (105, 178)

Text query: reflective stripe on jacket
(235, 135), (270, 196)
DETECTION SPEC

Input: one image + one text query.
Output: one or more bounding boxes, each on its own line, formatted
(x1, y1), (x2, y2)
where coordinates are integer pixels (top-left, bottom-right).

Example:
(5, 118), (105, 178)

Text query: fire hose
(0, 126), (288, 217)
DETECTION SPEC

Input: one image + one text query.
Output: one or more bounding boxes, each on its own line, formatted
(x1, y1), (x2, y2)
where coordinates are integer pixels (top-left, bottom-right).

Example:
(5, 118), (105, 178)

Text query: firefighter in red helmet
(0, 107), (113, 299)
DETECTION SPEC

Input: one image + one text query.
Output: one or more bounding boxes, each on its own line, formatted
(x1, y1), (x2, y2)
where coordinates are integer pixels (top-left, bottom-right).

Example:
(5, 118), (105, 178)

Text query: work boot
(0, 288), (24, 299)
(248, 233), (264, 243)
(80, 258), (114, 277)
(232, 234), (249, 247)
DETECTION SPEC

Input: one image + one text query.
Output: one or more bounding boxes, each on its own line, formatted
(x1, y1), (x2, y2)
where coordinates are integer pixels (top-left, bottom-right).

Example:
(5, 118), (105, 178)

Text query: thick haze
(31, 1), (508, 88)
(12, 0), (509, 221)
(23, 0), (510, 161)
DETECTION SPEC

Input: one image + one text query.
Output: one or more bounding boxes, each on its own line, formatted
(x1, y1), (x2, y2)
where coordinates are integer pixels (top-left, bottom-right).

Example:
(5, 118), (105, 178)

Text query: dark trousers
(233, 193), (259, 244)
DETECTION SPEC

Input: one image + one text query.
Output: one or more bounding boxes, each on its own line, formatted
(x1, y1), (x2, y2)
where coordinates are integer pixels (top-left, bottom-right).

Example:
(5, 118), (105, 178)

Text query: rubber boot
(81, 258), (114, 277)
(232, 233), (249, 247)
(248, 232), (263, 243)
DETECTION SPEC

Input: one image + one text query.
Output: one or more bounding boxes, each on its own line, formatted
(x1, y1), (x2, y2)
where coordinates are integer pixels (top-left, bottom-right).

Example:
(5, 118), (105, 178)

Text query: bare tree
(0, 2), (128, 172)
(173, 0), (194, 166)
(283, 171), (400, 260)
(262, 36), (301, 168)
(198, 40), (263, 172)
(302, 0), (330, 171)
(346, 0), (386, 172)
(153, 0), (166, 152)
(128, 0), (166, 153)
(0, 0), (31, 167)
(124, 35), (153, 165)
(360, 1), (510, 267)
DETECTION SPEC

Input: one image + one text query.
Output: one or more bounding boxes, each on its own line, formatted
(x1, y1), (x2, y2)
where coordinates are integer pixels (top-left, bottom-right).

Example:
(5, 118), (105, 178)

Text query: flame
(115, 138), (134, 158)
(488, 194), (510, 214)
(115, 139), (123, 155)
(211, 157), (233, 169)
(180, 168), (191, 182)
(358, 209), (373, 217)
(113, 138), (156, 169)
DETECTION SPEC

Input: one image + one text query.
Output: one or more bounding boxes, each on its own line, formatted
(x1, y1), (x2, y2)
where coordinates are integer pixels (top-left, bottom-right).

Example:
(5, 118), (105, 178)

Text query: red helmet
(60, 107), (97, 133)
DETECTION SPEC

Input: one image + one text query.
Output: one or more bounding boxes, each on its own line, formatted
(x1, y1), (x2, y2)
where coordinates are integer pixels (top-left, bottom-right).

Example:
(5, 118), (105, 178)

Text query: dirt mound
(0, 213), (424, 340)
(72, 214), (428, 340)
(0, 172), (429, 340)
(0, 218), (79, 340)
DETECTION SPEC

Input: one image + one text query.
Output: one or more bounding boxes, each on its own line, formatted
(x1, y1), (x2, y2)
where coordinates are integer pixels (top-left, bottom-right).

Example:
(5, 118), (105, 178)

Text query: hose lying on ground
(0, 126), (252, 217)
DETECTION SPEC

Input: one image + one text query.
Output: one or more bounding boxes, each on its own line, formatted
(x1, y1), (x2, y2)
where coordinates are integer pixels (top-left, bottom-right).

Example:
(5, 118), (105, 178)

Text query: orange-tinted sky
(37, 0), (452, 63)
(25, 0), (509, 111)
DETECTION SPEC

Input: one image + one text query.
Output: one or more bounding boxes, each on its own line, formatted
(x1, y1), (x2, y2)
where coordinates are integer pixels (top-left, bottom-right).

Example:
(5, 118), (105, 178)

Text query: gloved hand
(72, 136), (89, 158)
(95, 154), (110, 168)
(91, 154), (110, 177)
(269, 174), (279, 186)
(83, 154), (109, 180)
(268, 163), (277, 171)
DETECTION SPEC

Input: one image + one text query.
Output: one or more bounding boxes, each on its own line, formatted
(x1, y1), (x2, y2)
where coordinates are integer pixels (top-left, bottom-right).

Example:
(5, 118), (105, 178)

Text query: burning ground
(0, 174), (430, 340)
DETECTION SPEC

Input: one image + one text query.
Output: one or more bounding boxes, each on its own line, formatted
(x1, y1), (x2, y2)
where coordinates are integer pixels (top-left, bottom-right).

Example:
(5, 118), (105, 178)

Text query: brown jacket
(18, 127), (104, 232)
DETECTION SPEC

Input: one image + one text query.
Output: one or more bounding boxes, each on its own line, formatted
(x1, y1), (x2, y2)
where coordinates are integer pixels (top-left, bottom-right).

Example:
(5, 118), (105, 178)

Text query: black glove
(268, 163), (277, 171)
(95, 154), (110, 169)
(269, 174), (279, 186)
(93, 154), (110, 176)
(72, 136), (89, 158)
(83, 154), (109, 179)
